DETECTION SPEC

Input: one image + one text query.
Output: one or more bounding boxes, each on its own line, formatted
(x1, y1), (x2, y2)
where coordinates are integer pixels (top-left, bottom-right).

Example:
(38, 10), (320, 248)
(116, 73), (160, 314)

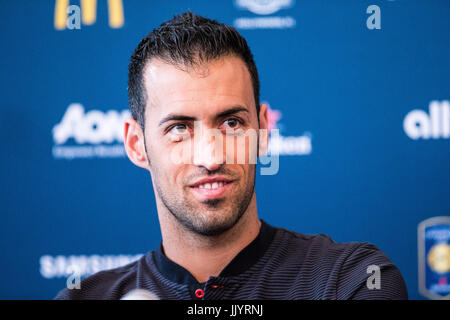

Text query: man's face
(141, 56), (266, 236)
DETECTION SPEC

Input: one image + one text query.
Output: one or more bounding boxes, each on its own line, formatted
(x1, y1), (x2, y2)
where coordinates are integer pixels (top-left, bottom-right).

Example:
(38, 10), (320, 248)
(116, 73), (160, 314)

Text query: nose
(192, 124), (224, 171)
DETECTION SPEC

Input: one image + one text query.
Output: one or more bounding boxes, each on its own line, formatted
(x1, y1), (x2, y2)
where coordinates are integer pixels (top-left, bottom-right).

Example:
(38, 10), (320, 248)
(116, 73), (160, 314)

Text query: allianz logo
(53, 103), (130, 145)
(234, 0), (294, 15)
(403, 100), (450, 140)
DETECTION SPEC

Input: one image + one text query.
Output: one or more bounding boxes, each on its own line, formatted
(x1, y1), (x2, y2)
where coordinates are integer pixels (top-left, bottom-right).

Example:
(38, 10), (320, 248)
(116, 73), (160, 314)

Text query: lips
(189, 176), (234, 200)
(189, 176), (232, 188)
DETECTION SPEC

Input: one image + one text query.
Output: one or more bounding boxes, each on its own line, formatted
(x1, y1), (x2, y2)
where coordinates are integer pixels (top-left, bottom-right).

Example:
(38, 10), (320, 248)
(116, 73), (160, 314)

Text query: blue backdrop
(0, 0), (449, 300)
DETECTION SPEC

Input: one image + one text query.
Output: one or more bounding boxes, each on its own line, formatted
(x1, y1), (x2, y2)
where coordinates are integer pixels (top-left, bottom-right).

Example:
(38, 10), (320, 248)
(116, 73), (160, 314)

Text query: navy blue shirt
(55, 220), (408, 300)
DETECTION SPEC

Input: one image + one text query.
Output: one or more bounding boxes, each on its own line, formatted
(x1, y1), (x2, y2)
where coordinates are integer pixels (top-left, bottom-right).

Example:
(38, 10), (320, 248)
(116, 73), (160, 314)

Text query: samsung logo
(39, 254), (143, 279)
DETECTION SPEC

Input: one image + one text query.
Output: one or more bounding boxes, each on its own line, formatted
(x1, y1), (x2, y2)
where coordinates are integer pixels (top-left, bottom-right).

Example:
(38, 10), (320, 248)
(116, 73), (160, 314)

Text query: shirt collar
(151, 219), (276, 286)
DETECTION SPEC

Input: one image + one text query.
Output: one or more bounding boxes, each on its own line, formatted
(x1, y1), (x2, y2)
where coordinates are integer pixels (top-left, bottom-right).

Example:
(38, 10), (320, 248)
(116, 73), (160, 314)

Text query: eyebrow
(216, 106), (249, 119)
(158, 106), (250, 126)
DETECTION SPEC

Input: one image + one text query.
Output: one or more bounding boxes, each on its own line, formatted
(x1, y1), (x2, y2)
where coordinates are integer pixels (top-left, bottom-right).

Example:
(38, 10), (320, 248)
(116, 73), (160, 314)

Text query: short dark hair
(128, 11), (260, 130)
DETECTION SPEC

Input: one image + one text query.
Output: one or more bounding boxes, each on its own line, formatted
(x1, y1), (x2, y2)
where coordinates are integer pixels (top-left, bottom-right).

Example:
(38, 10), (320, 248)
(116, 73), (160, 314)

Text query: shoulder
(269, 225), (408, 299)
(272, 225), (362, 263)
(332, 241), (408, 299)
(54, 255), (144, 300)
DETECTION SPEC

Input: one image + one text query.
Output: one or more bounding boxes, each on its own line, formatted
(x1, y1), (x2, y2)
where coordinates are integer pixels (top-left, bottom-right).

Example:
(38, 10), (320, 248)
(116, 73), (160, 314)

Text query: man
(55, 11), (408, 300)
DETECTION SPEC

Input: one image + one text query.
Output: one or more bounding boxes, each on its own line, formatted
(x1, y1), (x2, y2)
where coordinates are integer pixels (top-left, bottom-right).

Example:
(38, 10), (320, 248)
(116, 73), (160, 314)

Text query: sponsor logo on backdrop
(54, 0), (124, 30)
(52, 103), (130, 159)
(40, 254), (143, 279)
(403, 100), (450, 140)
(235, 0), (294, 15)
(418, 216), (450, 299)
(266, 103), (312, 156)
(233, 0), (296, 30)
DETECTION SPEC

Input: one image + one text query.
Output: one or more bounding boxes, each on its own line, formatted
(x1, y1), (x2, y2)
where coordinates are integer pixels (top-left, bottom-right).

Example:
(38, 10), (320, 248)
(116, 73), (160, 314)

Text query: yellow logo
(54, 0), (124, 30)
(427, 243), (450, 274)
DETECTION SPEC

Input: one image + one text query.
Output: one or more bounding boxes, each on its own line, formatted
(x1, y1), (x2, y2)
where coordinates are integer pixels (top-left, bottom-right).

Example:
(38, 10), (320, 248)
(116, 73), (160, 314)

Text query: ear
(258, 103), (269, 157)
(124, 118), (150, 170)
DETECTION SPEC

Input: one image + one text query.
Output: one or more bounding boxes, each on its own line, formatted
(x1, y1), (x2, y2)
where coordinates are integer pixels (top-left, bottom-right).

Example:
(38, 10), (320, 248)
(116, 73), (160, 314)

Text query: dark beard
(154, 166), (256, 237)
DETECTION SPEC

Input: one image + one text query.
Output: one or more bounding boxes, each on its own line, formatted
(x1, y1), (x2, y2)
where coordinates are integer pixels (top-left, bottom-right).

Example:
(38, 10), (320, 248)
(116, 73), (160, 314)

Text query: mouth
(188, 177), (234, 200)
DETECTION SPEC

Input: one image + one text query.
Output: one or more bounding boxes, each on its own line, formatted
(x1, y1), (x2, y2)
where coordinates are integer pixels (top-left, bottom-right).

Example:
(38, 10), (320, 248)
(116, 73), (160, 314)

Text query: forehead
(142, 55), (255, 123)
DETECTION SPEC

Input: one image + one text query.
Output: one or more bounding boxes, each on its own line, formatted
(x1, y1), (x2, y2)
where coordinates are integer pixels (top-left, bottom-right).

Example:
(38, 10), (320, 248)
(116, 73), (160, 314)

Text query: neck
(157, 193), (261, 283)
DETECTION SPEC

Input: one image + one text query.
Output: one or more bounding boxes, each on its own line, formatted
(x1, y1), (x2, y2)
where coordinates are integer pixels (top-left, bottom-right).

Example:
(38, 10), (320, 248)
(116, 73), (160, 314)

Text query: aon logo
(53, 103), (131, 145)
(403, 100), (450, 140)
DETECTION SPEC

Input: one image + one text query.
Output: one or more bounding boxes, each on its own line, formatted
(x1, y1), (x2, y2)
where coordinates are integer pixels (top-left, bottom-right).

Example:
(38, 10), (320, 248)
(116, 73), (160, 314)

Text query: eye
(167, 123), (191, 141)
(170, 124), (188, 134)
(223, 118), (241, 129)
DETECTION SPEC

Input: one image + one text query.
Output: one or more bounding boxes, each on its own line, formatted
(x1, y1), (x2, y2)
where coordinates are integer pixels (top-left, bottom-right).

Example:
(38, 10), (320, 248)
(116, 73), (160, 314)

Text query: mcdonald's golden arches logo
(54, 0), (124, 30)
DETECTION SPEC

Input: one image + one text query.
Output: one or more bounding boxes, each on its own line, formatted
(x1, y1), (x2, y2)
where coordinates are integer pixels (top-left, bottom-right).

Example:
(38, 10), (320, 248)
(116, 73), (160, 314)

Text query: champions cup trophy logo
(54, 0), (124, 30)
(418, 216), (450, 299)
(234, 0), (294, 15)
(233, 0), (296, 29)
